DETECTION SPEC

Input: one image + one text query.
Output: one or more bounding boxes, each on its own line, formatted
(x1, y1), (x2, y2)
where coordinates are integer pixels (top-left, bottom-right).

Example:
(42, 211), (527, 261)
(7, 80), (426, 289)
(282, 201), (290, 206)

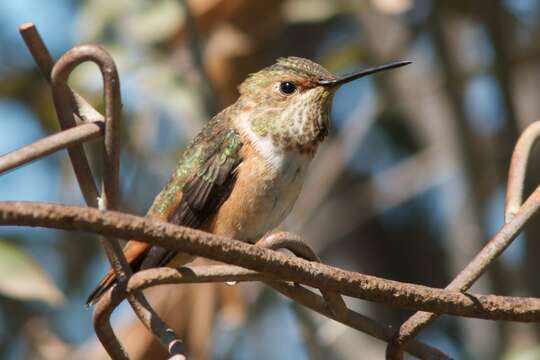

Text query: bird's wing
(136, 127), (243, 270)
(86, 115), (243, 305)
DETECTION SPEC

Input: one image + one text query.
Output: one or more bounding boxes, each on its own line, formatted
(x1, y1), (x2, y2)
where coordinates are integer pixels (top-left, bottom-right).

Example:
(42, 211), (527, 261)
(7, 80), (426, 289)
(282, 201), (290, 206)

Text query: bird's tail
(86, 270), (117, 306)
(86, 241), (194, 306)
(85, 240), (149, 306)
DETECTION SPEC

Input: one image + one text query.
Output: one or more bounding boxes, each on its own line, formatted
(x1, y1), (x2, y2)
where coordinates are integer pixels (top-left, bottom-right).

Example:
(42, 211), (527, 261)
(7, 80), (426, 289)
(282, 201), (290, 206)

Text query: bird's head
(236, 56), (411, 154)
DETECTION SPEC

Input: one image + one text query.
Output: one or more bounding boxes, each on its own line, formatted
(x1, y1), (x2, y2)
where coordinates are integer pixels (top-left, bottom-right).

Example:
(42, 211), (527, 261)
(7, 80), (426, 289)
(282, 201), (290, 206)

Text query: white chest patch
(232, 113), (313, 240)
(242, 153), (309, 241)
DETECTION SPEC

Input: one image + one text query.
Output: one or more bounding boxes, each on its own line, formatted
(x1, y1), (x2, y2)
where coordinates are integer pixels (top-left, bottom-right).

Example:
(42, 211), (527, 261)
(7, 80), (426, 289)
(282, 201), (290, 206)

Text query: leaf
(0, 241), (64, 306)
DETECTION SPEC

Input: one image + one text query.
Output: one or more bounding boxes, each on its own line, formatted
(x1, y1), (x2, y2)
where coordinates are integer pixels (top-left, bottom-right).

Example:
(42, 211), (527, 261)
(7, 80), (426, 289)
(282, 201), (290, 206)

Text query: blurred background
(1, 0), (540, 359)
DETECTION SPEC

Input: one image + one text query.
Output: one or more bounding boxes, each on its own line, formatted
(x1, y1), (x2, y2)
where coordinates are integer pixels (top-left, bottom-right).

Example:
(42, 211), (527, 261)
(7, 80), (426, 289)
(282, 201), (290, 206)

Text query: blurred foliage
(1, 0), (540, 359)
(0, 241), (64, 306)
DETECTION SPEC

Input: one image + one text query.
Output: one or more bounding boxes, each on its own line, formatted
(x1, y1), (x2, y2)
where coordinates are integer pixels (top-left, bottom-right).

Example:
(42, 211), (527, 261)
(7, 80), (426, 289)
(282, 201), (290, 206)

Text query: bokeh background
(1, 0), (540, 359)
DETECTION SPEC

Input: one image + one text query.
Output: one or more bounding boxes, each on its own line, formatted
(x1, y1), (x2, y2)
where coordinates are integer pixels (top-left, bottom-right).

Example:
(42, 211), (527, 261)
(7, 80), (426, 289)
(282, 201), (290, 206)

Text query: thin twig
(93, 287), (130, 360)
(505, 120), (540, 222)
(19, 23), (104, 123)
(49, 47), (101, 208)
(0, 122), (103, 174)
(19, 22), (54, 80)
(93, 276), (188, 360)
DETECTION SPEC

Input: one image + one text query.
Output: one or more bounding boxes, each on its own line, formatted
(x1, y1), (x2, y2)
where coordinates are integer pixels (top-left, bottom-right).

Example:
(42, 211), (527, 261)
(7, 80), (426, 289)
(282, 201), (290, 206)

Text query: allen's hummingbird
(87, 57), (410, 305)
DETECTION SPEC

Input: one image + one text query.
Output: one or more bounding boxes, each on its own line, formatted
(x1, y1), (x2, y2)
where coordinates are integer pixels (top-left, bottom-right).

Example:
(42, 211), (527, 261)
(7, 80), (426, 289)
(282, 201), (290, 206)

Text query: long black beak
(318, 60), (412, 87)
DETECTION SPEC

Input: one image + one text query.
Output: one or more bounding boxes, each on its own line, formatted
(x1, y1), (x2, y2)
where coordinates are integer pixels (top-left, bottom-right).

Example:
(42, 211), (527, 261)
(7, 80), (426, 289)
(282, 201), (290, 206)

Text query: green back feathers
(147, 111), (242, 219)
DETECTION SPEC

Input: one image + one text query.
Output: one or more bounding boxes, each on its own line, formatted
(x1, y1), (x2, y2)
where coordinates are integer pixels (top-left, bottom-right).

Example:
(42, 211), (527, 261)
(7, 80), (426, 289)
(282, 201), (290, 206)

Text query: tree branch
(1, 201), (540, 323)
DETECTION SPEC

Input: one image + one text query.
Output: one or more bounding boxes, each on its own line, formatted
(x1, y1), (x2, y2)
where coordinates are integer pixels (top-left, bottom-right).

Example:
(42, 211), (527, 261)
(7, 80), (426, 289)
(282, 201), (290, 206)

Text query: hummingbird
(86, 57), (410, 305)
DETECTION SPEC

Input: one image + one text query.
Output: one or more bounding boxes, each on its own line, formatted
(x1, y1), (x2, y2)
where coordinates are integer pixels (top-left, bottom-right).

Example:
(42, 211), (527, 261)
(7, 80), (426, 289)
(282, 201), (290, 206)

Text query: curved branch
(93, 286), (130, 360)
(506, 120), (540, 222)
(18, 23), (104, 123)
(257, 232), (348, 320)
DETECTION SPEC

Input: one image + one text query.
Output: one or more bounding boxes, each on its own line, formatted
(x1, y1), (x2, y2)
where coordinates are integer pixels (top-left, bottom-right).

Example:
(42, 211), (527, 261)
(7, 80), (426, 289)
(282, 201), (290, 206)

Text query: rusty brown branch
(20, 22), (128, 290)
(49, 49), (100, 208)
(19, 22), (54, 80)
(0, 122), (103, 174)
(93, 288), (130, 360)
(2, 201), (540, 323)
(128, 265), (261, 289)
(124, 292), (187, 359)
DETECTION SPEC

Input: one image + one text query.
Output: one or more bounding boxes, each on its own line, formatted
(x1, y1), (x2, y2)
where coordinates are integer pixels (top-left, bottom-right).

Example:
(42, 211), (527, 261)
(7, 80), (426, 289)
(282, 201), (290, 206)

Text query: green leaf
(0, 241), (64, 306)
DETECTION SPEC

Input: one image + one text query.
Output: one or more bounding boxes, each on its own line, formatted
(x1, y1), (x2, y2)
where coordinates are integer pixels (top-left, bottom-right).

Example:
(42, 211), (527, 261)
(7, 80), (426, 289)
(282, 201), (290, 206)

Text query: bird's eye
(279, 81), (297, 95)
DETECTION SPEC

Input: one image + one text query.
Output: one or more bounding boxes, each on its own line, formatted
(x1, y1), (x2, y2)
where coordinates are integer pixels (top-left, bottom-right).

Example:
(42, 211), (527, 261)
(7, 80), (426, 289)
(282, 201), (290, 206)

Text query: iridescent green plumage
(147, 110), (242, 221)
